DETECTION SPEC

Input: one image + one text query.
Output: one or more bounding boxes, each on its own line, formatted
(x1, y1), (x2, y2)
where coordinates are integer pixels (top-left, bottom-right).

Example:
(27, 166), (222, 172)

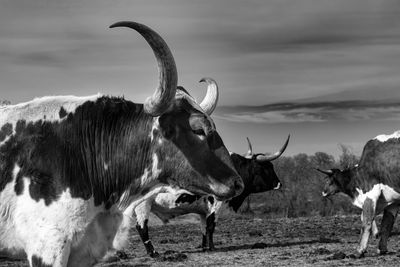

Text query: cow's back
(0, 94), (101, 127)
(359, 131), (400, 188)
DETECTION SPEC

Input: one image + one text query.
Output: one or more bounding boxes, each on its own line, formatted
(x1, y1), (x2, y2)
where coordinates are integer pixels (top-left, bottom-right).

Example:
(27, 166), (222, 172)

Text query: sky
(1, 0), (400, 158)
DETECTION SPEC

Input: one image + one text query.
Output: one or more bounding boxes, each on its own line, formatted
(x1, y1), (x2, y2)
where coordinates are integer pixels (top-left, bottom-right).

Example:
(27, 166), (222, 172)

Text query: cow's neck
(227, 153), (252, 212)
(227, 190), (250, 212)
(63, 97), (156, 207)
(340, 167), (366, 199)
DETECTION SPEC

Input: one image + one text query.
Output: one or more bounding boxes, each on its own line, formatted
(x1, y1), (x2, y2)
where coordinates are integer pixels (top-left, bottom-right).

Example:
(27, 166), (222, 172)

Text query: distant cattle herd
(0, 21), (399, 267)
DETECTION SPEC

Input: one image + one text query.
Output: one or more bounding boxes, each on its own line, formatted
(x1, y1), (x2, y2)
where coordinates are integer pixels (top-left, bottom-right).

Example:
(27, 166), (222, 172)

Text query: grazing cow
(111, 129), (289, 258)
(0, 21), (243, 267)
(316, 130), (400, 257)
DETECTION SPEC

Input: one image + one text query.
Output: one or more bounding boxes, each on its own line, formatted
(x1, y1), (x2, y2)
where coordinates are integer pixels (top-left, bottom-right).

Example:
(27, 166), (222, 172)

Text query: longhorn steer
(316, 130), (400, 257)
(0, 21), (243, 267)
(111, 132), (289, 257)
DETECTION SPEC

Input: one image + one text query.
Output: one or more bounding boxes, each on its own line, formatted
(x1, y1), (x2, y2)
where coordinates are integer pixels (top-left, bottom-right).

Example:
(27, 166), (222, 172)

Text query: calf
(112, 135), (289, 257)
(0, 21), (243, 267)
(316, 130), (400, 257)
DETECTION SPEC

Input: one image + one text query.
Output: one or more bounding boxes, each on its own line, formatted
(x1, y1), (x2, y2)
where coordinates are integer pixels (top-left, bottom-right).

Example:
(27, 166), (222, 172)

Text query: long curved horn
(315, 168), (334, 176)
(244, 137), (253, 158)
(255, 135), (290, 162)
(110, 21), (177, 116)
(199, 77), (219, 115)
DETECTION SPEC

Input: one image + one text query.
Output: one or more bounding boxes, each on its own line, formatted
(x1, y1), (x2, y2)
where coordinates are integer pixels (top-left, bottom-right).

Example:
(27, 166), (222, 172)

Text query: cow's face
(233, 136), (289, 194)
(154, 94), (243, 200)
(319, 169), (343, 197)
(110, 22), (243, 201)
(249, 160), (281, 193)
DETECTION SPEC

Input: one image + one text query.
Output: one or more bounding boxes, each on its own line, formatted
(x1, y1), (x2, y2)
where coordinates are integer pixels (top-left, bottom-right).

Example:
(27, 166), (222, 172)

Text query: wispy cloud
(215, 101), (400, 124)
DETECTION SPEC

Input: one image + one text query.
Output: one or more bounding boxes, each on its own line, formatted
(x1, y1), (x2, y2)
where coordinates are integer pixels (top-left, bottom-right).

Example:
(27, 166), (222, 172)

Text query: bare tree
(338, 144), (359, 169)
(0, 99), (11, 106)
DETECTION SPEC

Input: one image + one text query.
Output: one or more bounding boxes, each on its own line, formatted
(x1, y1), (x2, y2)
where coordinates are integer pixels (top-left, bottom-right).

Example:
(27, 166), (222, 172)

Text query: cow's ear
(189, 113), (213, 137)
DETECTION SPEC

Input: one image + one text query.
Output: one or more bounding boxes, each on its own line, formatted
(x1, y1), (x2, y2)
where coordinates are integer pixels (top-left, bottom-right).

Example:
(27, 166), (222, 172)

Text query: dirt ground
(2, 214), (400, 267)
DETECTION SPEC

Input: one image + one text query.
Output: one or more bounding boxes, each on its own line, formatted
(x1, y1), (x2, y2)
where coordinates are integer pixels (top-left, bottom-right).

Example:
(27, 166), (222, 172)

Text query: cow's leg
(378, 204), (398, 255)
(356, 197), (376, 258)
(102, 204), (136, 262)
(199, 214), (209, 250)
(26, 238), (71, 267)
(68, 210), (123, 267)
(136, 219), (158, 257)
(206, 212), (216, 251)
(371, 220), (379, 238)
(135, 201), (158, 257)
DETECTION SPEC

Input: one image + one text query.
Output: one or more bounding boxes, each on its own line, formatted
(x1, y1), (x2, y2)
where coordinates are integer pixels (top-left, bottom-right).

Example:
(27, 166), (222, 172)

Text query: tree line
(238, 145), (360, 218)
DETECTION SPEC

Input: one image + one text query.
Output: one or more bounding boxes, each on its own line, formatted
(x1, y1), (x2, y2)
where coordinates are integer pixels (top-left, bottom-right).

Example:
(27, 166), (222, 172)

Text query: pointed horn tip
(245, 137), (252, 147)
(245, 137), (253, 157)
(109, 21), (147, 30)
(282, 134), (290, 147)
(199, 77), (216, 84)
(109, 21), (130, 29)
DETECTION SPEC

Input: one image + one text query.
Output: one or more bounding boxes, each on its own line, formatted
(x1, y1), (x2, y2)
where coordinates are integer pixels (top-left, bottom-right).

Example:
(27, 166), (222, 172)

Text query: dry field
(2, 214), (400, 267)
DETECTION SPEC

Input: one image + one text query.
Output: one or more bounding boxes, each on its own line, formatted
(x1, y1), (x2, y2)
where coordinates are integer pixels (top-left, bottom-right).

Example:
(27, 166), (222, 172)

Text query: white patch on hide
(103, 162), (109, 171)
(149, 117), (160, 142)
(151, 154), (161, 179)
(352, 183), (400, 209)
(0, 174), (108, 266)
(0, 165), (23, 258)
(381, 184), (400, 204)
(374, 130), (400, 142)
(353, 184), (381, 209)
(139, 168), (151, 187)
(0, 94), (102, 148)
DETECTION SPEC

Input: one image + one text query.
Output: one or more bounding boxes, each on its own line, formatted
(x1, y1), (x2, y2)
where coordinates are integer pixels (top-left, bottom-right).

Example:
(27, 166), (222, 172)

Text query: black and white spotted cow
(111, 134), (289, 257)
(316, 130), (400, 258)
(0, 21), (243, 267)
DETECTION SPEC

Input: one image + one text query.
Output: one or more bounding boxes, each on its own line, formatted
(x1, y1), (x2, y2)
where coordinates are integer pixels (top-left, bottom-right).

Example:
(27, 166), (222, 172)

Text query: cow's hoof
(349, 251), (365, 259)
(116, 250), (128, 260)
(102, 252), (120, 263)
(149, 251), (160, 258)
(201, 247), (215, 252)
(377, 248), (388, 255)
